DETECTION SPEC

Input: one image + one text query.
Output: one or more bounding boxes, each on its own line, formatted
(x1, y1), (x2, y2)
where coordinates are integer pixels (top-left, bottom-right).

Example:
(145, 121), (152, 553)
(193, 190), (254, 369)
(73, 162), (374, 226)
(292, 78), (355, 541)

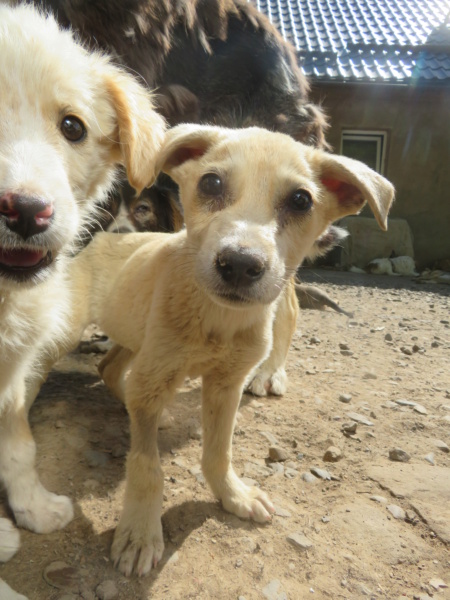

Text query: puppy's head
(157, 124), (394, 308)
(0, 5), (165, 287)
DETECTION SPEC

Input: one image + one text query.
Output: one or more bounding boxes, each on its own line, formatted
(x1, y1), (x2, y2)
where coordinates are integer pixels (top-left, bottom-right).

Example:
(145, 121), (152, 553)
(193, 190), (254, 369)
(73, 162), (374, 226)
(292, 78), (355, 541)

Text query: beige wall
(311, 83), (450, 267)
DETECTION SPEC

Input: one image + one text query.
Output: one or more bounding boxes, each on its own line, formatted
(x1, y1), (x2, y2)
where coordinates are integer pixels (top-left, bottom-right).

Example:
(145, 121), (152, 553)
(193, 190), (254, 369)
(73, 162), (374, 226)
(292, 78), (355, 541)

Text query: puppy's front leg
(0, 382), (73, 534)
(111, 355), (184, 577)
(246, 280), (299, 396)
(201, 373), (275, 523)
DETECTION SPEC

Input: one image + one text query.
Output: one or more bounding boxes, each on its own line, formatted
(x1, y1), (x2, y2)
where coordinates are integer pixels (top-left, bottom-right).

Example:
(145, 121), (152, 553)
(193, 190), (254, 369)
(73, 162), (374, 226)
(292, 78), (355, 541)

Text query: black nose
(216, 247), (266, 287)
(0, 193), (53, 240)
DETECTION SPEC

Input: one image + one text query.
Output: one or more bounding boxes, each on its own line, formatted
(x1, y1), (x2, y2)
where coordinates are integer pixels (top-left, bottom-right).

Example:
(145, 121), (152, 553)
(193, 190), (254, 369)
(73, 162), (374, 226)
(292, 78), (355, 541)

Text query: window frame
(340, 130), (387, 174)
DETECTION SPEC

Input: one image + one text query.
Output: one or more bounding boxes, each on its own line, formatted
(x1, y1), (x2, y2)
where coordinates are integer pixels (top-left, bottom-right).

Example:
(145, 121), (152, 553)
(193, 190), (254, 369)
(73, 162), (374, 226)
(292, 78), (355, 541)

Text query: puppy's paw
(246, 367), (287, 397)
(111, 510), (164, 577)
(221, 476), (275, 523)
(11, 484), (73, 534)
(0, 519), (20, 563)
(0, 579), (28, 600)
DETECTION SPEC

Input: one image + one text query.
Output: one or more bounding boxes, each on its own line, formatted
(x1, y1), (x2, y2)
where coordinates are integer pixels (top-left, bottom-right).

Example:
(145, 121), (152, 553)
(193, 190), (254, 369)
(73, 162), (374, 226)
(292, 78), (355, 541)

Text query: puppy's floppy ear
(155, 124), (224, 179)
(105, 69), (166, 194)
(313, 152), (395, 230)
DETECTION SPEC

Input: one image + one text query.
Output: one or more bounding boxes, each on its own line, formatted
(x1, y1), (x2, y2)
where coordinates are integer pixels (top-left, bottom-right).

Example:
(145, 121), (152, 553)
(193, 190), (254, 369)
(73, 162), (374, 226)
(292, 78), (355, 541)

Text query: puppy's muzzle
(0, 192), (55, 281)
(216, 247), (266, 288)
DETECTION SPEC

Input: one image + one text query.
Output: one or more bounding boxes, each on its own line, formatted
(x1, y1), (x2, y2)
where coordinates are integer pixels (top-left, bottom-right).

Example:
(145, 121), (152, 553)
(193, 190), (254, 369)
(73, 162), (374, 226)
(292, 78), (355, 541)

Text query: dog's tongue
(0, 247), (46, 268)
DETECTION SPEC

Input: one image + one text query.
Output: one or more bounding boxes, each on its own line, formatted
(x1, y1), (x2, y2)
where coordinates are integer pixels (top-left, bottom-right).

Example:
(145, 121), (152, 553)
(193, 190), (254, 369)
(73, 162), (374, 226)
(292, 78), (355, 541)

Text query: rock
(286, 532), (313, 551)
(341, 422), (357, 436)
(310, 336), (321, 344)
(429, 578), (448, 590)
(269, 462), (284, 475)
(395, 399), (416, 407)
(339, 342), (349, 350)
(347, 412), (374, 426)
(387, 504), (405, 520)
(95, 580), (118, 600)
(262, 579), (287, 600)
(339, 393), (352, 403)
(284, 468), (298, 479)
(301, 472), (318, 484)
(42, 561), (79, 592)
(362, 372), (377, 380)
(389, 448), (410, 462)
(424, 453), (435, 465)
(435, 440), (449, 453)
(413, 404), (428, 415)
(268, 446), (289, 462)
(310, 467), (331, 480)
(385, 333), (393, 341)
(370, 495), (387, 504)
(274, 507), (292, 518)
(323, 446), (343, 462)
(259, 431), (278, 445)
(405, 510), (418, 524)
(400, 346), (413, 356)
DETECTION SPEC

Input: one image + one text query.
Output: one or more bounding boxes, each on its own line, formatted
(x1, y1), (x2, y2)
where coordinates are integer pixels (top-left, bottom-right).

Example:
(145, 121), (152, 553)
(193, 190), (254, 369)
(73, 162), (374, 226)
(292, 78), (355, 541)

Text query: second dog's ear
(156, 124), (223, 179)
(105, 69), (166, 194)
(313, 151), (395, 230)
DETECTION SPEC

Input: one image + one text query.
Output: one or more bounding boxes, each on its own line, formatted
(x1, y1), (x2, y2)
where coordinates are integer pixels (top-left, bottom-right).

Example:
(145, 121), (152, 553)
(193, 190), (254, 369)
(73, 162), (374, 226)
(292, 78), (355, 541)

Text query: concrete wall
(310, 83), (450, 267)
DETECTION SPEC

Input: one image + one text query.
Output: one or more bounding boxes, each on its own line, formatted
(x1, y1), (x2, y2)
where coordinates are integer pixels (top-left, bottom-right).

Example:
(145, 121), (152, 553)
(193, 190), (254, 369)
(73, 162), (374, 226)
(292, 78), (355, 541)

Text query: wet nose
(0, 192), (53, 240)
(216, 247), (266, 287)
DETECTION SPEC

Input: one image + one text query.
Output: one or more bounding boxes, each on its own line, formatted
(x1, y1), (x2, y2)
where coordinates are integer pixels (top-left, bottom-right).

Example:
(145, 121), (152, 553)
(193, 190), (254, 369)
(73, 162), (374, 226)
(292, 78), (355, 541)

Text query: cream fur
(50, 124), (394, 576)
(0, 4), (165, 583)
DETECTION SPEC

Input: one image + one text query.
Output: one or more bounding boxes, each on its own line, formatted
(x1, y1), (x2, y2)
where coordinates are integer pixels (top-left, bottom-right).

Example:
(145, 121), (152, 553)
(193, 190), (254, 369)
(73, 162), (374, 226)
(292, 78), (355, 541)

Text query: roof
(253, 0), (450, 84)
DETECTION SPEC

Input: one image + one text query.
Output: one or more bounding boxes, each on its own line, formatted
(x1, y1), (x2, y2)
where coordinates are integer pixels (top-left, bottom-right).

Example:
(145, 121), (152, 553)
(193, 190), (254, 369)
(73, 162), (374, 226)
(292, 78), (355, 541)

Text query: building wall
(311, 83), (450, 267)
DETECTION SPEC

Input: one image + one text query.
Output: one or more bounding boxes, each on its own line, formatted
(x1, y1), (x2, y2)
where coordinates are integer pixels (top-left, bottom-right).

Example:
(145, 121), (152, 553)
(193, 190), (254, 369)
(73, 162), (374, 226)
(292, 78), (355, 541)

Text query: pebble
(341, 422), (357, 436)
(286, 532), (313, 551)
(385, 333), (393, 341)
(269, 446), (289, 462)
(405, 510), (418, 524)
(370, 495), (387, 504)
(262, 579), (287, 600)
(429, 578), (448, 590)
(269, 462), (284, 475)
(274, 507), (292, 518)
(347, 412), (374, 426)
(387, 504), (405, 520)
(413, 404), (428, 415)
(339, 393), (352, 403)
(424, 453), (435, 465)
(362, 372), (377, 380)
(310, 467), (331, 480)
(389, 448), (410, 462)
(259, 431), (278, 445)
(301, 472), (318, 483)
(95, 580), (118, 600)
(339, 342), (349, 350)
(435, 439), (449, 453)
(284, 468), (298, 479)
(395, 399), (416, 407)
(323, 446), (342, 462)
(310, 336), (321, 344)
(400, 346), (413, 356)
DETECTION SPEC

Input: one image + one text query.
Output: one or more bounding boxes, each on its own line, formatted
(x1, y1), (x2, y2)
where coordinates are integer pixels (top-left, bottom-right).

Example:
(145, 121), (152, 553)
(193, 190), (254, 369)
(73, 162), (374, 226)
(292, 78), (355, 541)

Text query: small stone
(362, 372), (377, 380)
(405, 510), (418, 524)
(347, 412), (374, 426)
(301, 472), (318, 483)
(424, 453), (435, 465)
(310, 467), (331, 480)
(259, 431), (278, 445)
(95, 580), (118, 600)
(431, 341), (440, 348)
(387, 504), (405, 520)
(269, 446), (289, 462)
(310, 336), (321, 344)
(274, 507), (292, 518)
(339, 342), (349, 350)
(413, 404), (428, 415)
(339, 393), (352, 403)
(340, 350), (354, 356)
(429, 578), (448, 591)
(284, 468), (298, 479)
(435, 440), (449, 453)
(400, 346), (413, 356)
(341, 422), (357, 436)
(395, 399), (416, 407)
(389, 448), (410, 462)
(262, 579), (287, 600)
(323, 446), (342, 462)
(370, 495), (387, 505)
(286, 532), (313, 551)
(269, 462), (284, 475)
(385, 333), (393, 341)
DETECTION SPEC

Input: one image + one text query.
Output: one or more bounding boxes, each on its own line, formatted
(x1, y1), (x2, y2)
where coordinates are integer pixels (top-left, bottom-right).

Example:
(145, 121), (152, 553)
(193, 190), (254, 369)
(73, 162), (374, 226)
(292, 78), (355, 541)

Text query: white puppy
(0, 4), (165, 589)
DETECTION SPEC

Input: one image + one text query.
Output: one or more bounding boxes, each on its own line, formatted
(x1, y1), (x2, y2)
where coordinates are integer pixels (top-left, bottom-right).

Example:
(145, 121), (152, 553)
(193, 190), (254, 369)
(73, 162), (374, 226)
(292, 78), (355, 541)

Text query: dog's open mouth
(0, 246), (54, 280)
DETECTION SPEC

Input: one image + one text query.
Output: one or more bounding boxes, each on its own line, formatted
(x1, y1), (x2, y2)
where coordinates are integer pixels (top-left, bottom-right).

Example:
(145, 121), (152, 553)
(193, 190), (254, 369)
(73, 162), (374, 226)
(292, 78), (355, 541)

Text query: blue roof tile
(254, 0), (450, 83)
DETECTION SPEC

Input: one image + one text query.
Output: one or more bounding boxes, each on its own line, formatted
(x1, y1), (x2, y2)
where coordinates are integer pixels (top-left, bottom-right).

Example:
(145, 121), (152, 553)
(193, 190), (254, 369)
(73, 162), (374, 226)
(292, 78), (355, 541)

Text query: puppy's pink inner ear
(321, 178), (365, 209)
(170, 146), (207, 167)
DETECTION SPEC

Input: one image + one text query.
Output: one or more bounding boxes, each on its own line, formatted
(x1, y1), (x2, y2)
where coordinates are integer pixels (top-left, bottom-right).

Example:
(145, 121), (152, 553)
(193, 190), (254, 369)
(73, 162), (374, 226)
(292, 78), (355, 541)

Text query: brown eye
(287, 189), (312, 213)
(61, 115), (87, 142)
(199, 173), (223, 196)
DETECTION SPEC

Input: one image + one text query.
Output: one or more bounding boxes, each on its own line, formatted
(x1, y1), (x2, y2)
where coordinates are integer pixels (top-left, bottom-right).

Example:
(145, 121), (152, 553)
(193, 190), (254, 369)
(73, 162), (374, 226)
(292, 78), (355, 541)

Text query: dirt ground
(1, 268), (449, 600)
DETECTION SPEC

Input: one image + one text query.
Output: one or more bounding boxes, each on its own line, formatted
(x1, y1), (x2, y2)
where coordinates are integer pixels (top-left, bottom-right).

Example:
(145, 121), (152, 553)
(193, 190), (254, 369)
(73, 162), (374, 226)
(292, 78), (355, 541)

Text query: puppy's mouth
(0, 246), (54, 281)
